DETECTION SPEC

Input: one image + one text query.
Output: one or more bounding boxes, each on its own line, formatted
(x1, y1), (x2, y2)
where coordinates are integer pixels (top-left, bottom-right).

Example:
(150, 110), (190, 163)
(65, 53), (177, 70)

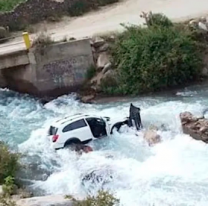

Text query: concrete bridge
(0, 37), (94, 97)
(1, 0), (208, 97)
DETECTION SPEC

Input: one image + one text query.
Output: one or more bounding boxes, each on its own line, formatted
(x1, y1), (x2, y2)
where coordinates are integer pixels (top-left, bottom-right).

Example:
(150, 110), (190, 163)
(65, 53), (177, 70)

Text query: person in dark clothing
(110, 103), (143, 134)
(128, 103), (143, 130)
(110, 118), (129, 134)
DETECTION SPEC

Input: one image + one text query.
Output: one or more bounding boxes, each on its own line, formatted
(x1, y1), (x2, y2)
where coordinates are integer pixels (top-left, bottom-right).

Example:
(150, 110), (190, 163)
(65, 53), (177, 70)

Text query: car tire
(64, 138), (81, 149)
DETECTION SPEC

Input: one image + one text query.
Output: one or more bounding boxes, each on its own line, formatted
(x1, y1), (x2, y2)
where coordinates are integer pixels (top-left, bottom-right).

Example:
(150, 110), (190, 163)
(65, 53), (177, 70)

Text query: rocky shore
(77, 13), (208, 104)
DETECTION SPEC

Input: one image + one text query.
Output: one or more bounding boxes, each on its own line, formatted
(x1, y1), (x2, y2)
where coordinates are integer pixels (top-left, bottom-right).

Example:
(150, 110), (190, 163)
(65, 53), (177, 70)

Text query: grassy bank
(100, 13), (206, 95)
(0, 0), (26, 12)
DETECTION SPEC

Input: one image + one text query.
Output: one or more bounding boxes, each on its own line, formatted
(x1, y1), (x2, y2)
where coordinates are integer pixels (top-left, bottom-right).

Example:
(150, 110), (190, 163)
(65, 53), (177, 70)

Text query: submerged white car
(48, 104), (143, 150)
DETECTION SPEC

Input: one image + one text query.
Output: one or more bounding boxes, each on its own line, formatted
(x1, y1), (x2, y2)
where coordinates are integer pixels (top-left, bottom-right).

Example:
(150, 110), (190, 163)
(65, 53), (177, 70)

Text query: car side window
(62, 119), (87, 133)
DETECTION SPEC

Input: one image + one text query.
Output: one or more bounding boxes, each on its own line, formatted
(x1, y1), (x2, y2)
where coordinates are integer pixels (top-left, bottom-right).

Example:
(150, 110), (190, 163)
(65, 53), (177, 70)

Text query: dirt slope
(1, 0), (208, 54)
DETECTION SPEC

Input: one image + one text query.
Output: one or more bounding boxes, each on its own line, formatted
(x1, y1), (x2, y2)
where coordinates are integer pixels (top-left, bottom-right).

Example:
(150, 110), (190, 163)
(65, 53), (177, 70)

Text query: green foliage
(0, 0), (26, 12)
(2, 176), (17, 196)
(142, 12), (173, 28)
(99, 75), (122, 95)
(65, 190), (119, 206)
(0, 142), (20, 184)
(86, 65), (96, 80)
(107, 14), (203, 95)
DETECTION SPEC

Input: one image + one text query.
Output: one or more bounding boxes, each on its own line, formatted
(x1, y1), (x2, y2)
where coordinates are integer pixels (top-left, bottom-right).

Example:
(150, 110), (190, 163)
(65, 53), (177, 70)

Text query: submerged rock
(180, 111), (208, 142)
(143, 126), (161, 146)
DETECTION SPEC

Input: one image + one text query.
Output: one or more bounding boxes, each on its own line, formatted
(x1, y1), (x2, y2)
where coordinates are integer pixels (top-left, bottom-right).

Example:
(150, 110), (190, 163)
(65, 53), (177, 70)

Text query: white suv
(48, 113), (123, 150)
(48, 104), (143, 150)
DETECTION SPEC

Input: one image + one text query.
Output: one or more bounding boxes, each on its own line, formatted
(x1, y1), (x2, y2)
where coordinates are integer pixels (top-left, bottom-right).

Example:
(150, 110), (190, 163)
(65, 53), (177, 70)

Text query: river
(1, 83), (208, 206)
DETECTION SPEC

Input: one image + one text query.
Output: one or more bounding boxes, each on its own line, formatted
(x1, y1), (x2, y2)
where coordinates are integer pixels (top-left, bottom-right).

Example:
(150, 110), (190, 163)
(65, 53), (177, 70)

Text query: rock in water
(180, 111), (208, 142)
(143, 127), (161, 146)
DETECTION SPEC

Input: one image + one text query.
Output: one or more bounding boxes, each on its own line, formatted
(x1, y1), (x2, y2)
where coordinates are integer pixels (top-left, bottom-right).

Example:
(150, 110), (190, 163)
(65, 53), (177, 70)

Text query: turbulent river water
(2, 83), (208, 206)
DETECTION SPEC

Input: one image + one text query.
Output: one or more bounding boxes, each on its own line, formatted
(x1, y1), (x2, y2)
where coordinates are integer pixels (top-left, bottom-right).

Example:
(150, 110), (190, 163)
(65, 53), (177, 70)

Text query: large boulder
(96, 52), (111, 70)
(180, 111), (208, 142)
(91, 36), (105, 48)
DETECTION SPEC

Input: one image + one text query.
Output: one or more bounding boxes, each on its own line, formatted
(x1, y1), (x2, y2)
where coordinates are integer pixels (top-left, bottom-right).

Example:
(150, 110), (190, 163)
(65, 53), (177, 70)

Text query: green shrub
(0, 0), (26, 12)
(2, 176), (17, 196)
(65, 190), (119, 206)
(86, 65), (96, 80)
(0, 142), (20, 184)
(108, 15), (203, 95)
(141, 12), (173, 28)
(99, 75), (122, 95)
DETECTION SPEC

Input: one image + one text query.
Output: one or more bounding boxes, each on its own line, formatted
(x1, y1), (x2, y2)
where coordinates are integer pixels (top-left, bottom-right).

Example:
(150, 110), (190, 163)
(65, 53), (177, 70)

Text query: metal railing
(0, 32), (31, 50)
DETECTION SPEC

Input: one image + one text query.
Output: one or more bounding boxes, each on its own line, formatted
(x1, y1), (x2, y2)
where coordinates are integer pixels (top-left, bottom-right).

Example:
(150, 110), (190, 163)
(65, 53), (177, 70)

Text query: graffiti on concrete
(42, 55), (89, 87)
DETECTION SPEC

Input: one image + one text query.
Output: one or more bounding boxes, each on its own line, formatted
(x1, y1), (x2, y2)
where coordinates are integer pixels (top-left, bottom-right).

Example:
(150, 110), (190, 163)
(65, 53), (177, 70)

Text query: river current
(1, 83), (208, 206)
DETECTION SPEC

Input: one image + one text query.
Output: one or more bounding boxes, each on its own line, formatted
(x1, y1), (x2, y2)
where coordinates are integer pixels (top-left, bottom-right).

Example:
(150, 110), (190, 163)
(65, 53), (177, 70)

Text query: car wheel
(64, 138), (81, 149)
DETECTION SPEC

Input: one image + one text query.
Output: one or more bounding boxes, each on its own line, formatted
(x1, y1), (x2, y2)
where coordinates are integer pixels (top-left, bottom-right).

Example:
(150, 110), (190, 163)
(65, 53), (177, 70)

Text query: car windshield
(48, 126), (58, 135)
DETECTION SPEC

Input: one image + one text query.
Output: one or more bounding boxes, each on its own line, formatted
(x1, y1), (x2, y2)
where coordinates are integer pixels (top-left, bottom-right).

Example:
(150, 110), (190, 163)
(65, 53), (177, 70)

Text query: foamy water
(2, 85), (208, 206)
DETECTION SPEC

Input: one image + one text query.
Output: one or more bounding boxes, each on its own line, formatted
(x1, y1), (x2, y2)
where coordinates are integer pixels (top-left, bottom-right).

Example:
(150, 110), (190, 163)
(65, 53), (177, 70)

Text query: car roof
(51, 113), (101, 127)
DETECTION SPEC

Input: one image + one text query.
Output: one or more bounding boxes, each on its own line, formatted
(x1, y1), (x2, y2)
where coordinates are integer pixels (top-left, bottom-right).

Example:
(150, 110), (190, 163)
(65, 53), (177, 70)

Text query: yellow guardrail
(22, 32), (31, 49)
(0, 32), (31, 50)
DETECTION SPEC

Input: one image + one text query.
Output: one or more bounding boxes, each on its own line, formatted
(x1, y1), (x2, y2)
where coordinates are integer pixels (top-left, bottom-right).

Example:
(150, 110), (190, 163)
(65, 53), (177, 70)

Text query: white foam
(13, 93), (208, 205)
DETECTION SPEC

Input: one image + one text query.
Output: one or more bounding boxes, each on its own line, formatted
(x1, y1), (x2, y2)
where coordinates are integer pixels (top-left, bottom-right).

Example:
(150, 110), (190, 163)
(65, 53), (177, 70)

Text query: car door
(61, 119), (93, 143)
(85, 117), (107, 138)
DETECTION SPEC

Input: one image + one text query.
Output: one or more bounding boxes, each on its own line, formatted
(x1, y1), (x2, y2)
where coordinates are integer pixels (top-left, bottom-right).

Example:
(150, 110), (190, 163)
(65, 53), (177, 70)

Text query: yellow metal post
(22, 32), (31, 49)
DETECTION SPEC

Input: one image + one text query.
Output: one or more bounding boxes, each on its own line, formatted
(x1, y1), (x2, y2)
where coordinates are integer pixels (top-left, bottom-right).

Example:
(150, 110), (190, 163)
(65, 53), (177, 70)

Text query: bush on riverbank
(66, 190), (119, 206)
(101, 13), (204, 95)
(0, 142), (20, 184)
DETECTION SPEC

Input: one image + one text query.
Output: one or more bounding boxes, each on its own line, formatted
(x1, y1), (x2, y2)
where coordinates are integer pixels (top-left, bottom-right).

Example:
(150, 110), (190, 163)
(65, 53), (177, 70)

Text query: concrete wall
(1, 38), (94, 97)
(0, 50), (29, 70)
(31, 38), (94, 96)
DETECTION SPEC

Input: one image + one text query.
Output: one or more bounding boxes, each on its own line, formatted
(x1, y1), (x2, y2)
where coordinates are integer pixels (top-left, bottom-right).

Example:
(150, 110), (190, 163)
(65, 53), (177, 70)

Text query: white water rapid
(2, 83), (208, 206)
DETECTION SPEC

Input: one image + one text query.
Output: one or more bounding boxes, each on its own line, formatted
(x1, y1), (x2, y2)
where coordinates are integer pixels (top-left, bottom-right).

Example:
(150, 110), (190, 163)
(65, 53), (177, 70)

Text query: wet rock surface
(15, 195), (73, 206)
(143, 127), (161, 146)
(180, 111), (208, 142)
